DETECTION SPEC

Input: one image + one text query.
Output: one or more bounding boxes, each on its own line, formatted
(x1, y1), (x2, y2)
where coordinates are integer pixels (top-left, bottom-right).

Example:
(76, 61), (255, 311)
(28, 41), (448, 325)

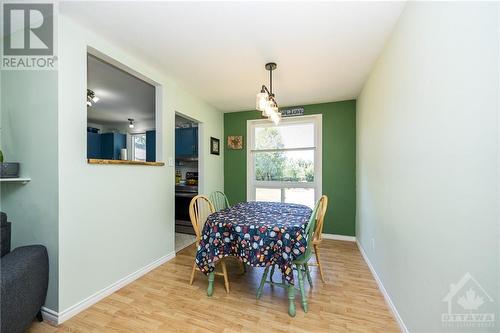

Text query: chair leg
(297, 264), (308, 312)
(221, 261), (230, 293)
(304, 263), (313, 288)
(190, 261), (197, 285)
(314, 244), (326, 283)
(256, 266), (270, 299)
(288, 282), (296, 317)
(207, 272), (215, 296)
(270, 264), (275, 283)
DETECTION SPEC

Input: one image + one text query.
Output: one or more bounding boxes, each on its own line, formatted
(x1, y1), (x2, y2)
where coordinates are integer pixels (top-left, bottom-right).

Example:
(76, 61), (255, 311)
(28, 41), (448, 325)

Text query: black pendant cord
(269, 68), (273, 96)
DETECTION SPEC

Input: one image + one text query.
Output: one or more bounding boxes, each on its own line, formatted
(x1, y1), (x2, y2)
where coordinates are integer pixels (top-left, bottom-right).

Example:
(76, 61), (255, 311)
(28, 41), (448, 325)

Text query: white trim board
(356, 241), (409, 333)
(40, 307), (58, 326)
(42, 251), (176, 325)
(322, 233), (356, 242)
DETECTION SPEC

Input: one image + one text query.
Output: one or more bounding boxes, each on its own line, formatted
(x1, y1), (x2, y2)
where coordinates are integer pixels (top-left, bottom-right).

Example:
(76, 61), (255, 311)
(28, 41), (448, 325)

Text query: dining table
(195, 201), (312, 315)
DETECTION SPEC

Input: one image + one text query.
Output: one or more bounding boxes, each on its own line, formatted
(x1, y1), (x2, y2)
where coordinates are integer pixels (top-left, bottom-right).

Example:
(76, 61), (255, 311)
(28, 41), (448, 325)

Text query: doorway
(174, 113), (200, 252)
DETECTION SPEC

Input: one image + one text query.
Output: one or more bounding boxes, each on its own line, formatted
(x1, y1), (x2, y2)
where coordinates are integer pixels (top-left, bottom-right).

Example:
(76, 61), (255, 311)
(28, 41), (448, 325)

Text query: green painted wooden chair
(210, 191), (230, 212)
(256, 196), (327, 316)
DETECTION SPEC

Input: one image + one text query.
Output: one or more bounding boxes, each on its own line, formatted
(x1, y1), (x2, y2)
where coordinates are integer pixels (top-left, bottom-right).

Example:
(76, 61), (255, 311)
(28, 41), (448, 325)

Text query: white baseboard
(42, 251), (176, 326)
(40, 307), (58, 326)
(322, 233), (356, 242)
(356, 241), (409, 333)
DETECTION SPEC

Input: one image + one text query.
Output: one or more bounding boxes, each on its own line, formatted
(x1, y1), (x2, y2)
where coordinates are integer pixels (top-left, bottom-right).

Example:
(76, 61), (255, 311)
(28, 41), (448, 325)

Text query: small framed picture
(227, 135), (243, 150)
(210, 137), (220, 155)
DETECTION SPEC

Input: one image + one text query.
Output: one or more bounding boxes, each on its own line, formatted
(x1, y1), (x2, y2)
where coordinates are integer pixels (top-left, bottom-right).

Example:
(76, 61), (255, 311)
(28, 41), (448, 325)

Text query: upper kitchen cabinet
(175, 127), (198, 157)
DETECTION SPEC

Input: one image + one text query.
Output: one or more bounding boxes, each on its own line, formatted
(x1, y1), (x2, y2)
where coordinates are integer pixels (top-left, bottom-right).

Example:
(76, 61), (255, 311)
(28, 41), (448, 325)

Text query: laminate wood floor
(29, 240), (400, 333)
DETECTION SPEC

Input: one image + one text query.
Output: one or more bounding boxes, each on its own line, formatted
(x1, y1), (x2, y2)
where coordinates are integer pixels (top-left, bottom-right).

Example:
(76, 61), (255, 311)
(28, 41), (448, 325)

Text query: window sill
(87, 159), (165, 166)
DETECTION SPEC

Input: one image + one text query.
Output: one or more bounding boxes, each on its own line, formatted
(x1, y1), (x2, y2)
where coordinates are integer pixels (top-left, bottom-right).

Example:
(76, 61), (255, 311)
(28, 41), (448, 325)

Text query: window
(131, 133), (146, 161)
(247, 115), (322, 208)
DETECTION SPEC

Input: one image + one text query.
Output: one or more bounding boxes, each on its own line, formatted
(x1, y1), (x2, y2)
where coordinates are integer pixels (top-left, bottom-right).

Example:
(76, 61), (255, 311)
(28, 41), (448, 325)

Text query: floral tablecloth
(195, 201), (312, 284)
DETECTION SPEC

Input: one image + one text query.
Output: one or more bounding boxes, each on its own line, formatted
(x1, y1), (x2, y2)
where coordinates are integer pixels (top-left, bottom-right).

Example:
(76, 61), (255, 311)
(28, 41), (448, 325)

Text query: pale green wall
(357, 2), (499, 332)
(0, 71), (59, 310)
(57, 15), (223, 312)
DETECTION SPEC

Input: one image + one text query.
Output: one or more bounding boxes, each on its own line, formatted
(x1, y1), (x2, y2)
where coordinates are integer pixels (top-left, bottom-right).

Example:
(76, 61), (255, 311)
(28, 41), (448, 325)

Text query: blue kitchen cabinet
(193, 127), (198, 155)
(146, 130), (156, 162)
(87, 132), (102, 159)
(101, 133), (126, 160)
(175, 127), (198, 157)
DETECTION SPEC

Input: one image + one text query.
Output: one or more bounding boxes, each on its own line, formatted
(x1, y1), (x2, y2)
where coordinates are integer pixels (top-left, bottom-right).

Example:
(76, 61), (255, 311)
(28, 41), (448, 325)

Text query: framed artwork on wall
(227, 136), (243, 150)
(210, 137), (220, 155)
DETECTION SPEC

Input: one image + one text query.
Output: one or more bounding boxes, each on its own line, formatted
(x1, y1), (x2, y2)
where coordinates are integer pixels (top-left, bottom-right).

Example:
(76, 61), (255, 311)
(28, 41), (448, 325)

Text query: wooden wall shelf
(87, 159), (165, 166)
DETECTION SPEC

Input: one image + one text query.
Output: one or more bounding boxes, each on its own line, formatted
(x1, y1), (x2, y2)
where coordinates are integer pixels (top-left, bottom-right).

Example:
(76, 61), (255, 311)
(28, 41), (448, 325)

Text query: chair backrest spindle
(210, 191), (230, 212)
(189, 195), (216, 240)
(301, 195), (329, 261)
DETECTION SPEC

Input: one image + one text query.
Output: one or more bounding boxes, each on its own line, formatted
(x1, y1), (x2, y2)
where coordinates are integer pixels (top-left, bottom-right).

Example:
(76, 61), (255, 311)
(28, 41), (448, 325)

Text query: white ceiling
(62, 1), (405, 112)
(87, 54), (155, 127)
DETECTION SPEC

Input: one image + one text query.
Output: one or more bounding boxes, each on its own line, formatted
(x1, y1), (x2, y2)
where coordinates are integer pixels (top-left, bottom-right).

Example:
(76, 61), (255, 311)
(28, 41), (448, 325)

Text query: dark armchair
(1, 241), (49, 333)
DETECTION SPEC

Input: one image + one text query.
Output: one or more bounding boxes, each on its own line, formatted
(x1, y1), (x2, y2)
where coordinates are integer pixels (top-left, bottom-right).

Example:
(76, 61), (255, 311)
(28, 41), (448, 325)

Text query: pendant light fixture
(128, 118), (135, 129)
(255, 62), (281, 125)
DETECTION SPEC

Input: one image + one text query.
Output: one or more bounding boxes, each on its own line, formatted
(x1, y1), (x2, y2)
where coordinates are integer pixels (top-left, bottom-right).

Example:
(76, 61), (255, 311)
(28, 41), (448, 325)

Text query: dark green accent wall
(224, 100), (356, 236)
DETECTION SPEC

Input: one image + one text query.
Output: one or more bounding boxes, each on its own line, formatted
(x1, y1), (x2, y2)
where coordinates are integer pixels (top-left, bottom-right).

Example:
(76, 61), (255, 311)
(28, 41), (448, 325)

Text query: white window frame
(246, 114), (322, 205)
(130, 133), (147, 161)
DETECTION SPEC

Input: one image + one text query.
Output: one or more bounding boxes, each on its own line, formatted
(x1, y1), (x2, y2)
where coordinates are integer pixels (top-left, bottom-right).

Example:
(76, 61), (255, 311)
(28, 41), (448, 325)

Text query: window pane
(254, 123), (314, 150)
(255, 150), (314, 182)
(134, 135), (146, 161)
(284, 188), (315, 208)
(256, 188), (281, 202)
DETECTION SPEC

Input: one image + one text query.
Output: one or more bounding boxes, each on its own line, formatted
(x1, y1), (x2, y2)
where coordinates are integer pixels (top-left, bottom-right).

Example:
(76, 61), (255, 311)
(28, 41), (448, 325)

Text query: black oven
(175, 184), (197, 234)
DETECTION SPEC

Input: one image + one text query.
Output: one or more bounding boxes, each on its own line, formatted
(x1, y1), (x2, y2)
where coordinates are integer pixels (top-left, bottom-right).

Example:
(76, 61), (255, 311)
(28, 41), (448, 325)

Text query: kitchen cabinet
(146, 130), (156, 162)
(87, 132), (101, 159)
(175, 127), (198, 157)
(87, 132), (126, 160)
(101, 133), (126, 160)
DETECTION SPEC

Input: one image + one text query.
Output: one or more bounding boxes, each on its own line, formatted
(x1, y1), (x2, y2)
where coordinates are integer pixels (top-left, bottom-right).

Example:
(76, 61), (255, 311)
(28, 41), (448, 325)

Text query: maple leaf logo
(457, 289), (484, 310)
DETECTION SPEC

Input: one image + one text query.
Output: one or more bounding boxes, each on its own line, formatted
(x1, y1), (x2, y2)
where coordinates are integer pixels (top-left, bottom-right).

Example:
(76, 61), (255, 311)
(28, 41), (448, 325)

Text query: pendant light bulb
(271, 113), (280, 125)
(256, 92), (268, 112)
(272, 105), (279, 116)
(270, 112), (280, 125)
(263, 101), (274, 117)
